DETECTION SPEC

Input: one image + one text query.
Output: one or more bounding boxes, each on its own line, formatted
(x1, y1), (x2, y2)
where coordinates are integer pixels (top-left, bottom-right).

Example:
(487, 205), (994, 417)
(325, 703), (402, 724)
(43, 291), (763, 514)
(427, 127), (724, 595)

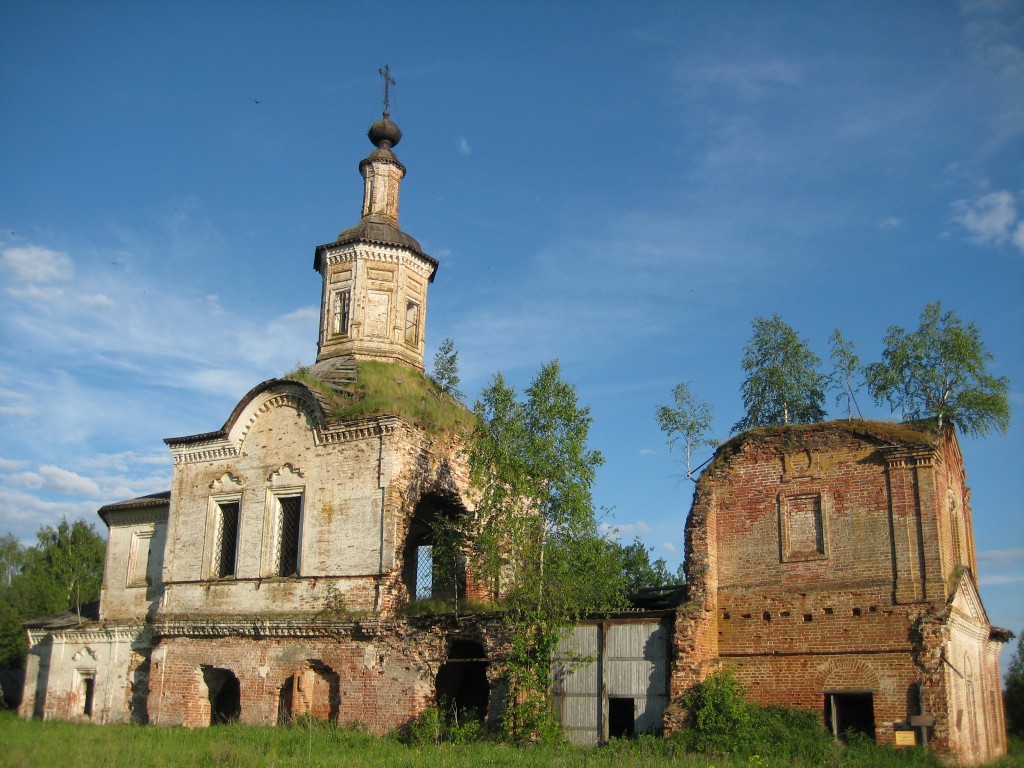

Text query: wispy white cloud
(601, 520), (654, 542)
(0, 486), (98, 536)
(457, 137), (472, 155)
(880, 217), (903, 230)
(979, 572), (1024, 586)
(978, 547), (1024, 565)
(1, 245), (73, 282)
(952, 190), (1024, 252)
(6, 283), (65, 302)
(0, 386), (34, 418)
(687, 60), (802, 97)
(81, 293), (116, 308)
(37, 465), (104, 497)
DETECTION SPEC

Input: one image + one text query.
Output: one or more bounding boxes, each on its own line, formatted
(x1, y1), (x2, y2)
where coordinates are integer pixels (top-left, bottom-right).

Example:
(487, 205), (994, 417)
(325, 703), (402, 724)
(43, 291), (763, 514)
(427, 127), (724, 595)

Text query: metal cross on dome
(378, 65), (396, 117)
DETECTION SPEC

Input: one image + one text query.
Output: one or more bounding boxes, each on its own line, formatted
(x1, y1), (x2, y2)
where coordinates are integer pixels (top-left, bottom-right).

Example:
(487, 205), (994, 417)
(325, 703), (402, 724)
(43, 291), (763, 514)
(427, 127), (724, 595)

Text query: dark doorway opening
(435, 640), (489, 724)
(608, 697), (635, 739)
(203, 667), (241, 725)
(81, 676), (95, 718)
(825, 692), (875, 741)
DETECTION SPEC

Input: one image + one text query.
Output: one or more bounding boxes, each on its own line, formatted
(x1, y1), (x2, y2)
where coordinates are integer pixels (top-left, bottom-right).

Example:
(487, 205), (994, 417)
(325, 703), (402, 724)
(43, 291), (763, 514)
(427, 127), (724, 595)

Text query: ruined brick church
(19, 97), (1009, 764)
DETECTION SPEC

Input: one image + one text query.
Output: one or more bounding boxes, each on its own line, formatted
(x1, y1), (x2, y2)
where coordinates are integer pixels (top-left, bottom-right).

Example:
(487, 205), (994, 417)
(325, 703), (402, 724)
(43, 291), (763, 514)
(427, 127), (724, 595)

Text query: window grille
(415, 544), (433, 599)
(405, 300), (419, 345)
(276, 496), (302, 577)
(214, 502), (239, 578)
(333, 289), (351, 335)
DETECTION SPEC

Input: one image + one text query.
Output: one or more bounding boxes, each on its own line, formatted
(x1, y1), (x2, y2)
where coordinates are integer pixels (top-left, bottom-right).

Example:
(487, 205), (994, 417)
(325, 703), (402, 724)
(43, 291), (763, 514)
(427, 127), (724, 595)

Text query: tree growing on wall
(865, 301), (1010, 437)
(656, 381), (716, 481)
(733, 315), (827, 432)
(431, 337), (464, 402)
(0, 520), (105, 669)
(466, 360), (626, 740)
(827, 329), (864, 420)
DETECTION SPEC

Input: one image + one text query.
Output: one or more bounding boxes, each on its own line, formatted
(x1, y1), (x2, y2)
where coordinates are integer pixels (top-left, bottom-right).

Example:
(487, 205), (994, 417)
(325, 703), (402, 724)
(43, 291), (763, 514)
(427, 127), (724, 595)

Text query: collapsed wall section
(145, 617), (508, 731)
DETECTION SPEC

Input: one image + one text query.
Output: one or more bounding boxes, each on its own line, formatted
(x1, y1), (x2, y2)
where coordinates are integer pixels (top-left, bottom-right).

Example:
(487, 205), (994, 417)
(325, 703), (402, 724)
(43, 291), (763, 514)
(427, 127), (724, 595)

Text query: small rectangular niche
(79, 670), (96, 718)
(779, 493), (828, 562)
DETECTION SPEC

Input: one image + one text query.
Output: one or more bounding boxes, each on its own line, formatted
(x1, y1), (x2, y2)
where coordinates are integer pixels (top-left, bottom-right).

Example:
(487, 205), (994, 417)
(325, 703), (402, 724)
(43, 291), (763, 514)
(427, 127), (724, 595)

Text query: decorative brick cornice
(320, 418), (397, 444)
(169, 441), (238, 466)
(319, 244), (435, 279)
(154, 617), (378, 639)
(882, 447), (936, 470)
(27, 623), (150, 646)
(102, 510), (168, 527)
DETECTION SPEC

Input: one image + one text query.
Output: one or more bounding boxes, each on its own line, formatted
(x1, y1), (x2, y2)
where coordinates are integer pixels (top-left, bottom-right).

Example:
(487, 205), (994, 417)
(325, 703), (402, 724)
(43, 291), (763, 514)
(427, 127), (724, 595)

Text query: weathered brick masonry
(667, 422), (1009, 764)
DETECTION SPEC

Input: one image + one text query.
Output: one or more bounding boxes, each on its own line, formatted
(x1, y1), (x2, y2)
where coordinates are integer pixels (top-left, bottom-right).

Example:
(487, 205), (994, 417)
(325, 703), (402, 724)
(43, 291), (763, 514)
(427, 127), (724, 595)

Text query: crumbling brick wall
(145, 615), (510, 731)
(667, 422), (1007, 763)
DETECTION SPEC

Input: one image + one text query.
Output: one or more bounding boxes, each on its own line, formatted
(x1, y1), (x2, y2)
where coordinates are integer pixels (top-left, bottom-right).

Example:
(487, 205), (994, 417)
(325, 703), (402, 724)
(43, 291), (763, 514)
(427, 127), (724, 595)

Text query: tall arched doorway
(201, 666), (241, 725)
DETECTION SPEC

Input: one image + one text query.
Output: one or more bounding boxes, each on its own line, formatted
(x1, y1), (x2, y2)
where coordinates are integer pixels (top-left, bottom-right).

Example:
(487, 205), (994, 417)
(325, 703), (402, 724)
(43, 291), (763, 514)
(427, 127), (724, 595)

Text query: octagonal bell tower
(313, 87), (438, 372)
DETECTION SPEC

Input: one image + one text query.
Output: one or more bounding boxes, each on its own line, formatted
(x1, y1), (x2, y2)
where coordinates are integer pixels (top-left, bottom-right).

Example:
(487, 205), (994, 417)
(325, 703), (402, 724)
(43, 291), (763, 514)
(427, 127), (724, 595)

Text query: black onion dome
(368, 117), (402, 149)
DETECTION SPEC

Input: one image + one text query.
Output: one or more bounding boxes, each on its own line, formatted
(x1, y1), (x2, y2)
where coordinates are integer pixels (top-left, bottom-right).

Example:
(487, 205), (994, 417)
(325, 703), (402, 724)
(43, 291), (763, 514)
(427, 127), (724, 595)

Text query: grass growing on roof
(288, 361), (475, 436)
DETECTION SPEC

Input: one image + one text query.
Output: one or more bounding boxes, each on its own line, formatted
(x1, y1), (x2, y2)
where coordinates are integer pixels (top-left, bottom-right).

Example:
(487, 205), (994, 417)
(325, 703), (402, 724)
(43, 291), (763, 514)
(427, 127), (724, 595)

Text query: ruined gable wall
(677, 424), (955, 747)
(160, 382), (471, 619)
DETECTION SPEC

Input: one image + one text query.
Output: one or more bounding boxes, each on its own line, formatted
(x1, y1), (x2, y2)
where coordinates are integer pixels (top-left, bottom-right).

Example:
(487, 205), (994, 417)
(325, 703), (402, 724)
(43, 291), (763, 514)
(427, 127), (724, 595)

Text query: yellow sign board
(895, 731), (917, 747)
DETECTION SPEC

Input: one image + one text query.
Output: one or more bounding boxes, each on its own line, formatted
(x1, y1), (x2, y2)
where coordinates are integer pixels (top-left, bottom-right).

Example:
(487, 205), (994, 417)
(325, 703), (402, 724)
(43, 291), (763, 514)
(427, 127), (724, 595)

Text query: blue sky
(1, 2), (1022, 665)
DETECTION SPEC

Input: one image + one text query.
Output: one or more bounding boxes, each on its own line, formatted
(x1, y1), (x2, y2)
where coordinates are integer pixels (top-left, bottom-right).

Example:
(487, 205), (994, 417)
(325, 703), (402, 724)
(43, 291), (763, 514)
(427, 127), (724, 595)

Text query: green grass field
(2, 713), (1021, 768)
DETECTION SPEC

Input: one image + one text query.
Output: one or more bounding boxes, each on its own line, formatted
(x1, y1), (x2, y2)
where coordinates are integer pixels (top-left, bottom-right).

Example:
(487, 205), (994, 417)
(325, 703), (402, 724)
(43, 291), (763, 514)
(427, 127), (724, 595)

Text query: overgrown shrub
(405, 702), (486, 745)
(676, 670), (947, 766)
(679, 668), (753, 754)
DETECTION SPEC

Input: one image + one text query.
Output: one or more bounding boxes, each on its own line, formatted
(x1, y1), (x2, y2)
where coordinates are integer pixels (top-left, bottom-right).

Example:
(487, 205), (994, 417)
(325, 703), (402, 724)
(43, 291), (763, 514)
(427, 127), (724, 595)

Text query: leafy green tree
(656, 382), (716, 481)
(612, 537), (677, 592)
(827, 329), (863, 420)
(0, 519), (105, 669)
(865, 301), (1010, 437)
(467, 360), (623, 740)
(1006, 630), (1024, 737)
(734, 315), (826, 432)
(0, 534), (24, 587)
(431, 337), (464, 402)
